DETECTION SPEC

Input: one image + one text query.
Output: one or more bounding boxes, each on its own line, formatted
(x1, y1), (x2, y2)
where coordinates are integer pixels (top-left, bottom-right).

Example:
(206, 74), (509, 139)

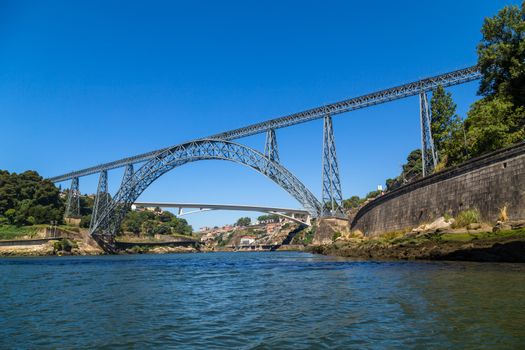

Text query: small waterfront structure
(240, 236), (256, 246)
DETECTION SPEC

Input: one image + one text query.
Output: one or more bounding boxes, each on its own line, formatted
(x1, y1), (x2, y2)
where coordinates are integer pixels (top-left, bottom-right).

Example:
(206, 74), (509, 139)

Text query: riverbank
(2, 225), (524, 262)
(308, 228), (525, 262)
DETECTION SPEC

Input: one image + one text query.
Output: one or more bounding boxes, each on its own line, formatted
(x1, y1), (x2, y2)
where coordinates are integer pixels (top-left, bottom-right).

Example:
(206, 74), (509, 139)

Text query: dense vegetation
(0, 170), (64, 226)
(121, 209), (193, 236)
(235, 217), (251, 227)
(447, 3), (524, 164)
(345, 2), (525, 205)
(0, 169), (192, 237)
(257, 214), (280, 222)
(72, 194), (192, 236)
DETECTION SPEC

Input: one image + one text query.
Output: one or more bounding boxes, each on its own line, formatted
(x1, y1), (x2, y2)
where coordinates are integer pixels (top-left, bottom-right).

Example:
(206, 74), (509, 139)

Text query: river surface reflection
(1, 252), (524, 349)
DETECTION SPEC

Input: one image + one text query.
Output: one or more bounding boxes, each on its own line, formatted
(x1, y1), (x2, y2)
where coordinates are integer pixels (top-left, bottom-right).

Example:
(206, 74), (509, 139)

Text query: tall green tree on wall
(477, 1), (525, 107)
(465, 2), (525, 158)
(430, 85), (463, 166)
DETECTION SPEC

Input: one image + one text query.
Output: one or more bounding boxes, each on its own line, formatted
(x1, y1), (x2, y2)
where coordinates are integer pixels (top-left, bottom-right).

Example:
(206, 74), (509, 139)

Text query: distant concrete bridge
(133, 201), (312, 226)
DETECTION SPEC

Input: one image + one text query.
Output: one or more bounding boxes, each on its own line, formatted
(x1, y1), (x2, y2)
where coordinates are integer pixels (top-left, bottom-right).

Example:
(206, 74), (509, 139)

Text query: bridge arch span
(91, 139), (322, 237)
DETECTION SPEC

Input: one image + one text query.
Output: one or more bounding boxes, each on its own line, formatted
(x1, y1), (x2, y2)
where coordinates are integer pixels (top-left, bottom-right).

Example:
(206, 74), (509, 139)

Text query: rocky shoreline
(308, 230), (525, 263)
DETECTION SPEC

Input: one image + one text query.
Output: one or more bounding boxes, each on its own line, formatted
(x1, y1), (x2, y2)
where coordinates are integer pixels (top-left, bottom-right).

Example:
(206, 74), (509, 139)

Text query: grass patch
(0, 225), (42, 240)
(452, 209), (481, 228)
(379, 230), (406, 242)
(441, 228), (525, 242)
(440, 233), (475, 242)
(58, 225), (80, 233)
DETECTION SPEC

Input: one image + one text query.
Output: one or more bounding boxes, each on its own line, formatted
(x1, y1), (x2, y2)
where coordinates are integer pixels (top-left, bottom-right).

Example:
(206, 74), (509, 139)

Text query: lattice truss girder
(264, 129), (279, 163)
(65, 177), (80, 218)
(321, 115), (344, 217)
(89, 170), (110, 230)
(419, 92), (438, 177)
(91, 139), (322, 239)
(48, 67), (481, 183)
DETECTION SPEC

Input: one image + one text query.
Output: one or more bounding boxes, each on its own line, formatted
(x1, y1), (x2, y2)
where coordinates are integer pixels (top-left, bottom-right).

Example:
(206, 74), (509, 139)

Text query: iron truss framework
(48, 66), (481, 183)
(264, 129), (279, 162)
(322, 115), (344, 216)
(89, 170), (109, 230)
(65, 177), (80, 217)
(419, 92), (438, 176)
(90, 139), (322, 239)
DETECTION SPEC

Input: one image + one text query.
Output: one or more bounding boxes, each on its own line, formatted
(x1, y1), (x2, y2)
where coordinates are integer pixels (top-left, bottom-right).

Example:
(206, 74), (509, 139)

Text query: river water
(1, 252), (524, 349)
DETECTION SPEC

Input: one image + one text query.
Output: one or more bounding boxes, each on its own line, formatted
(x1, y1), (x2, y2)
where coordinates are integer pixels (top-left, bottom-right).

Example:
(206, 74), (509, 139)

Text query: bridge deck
(48, 66), (480, 183)
(133, 202), (310, 215)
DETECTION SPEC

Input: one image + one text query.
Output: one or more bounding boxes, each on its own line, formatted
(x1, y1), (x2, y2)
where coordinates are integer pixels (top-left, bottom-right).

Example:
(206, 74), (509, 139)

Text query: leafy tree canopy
(121, 209), (193, 236)
(0, 170), (64, 226)
(235, 217), (251, 227)
(478, 2), (525, 106)
(257, 214), (280, 222)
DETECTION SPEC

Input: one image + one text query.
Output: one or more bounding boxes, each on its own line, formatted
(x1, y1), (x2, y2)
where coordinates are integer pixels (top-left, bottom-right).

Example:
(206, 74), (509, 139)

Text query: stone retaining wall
(351, 142), (525, 236)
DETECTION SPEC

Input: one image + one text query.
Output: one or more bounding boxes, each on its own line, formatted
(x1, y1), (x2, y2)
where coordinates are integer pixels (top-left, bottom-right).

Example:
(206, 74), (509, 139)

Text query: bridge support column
(65, 177), (80, 218)
(321, 114), (344, 217)
(120, 164), (134, 187)
(264, 129), (279, 162)
(419, 92), (438, 177)
(90, 170), (109, 230)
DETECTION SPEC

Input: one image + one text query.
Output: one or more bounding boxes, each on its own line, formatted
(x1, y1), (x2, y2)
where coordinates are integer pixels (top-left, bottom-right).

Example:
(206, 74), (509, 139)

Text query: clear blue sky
(1, 1), (519, 230)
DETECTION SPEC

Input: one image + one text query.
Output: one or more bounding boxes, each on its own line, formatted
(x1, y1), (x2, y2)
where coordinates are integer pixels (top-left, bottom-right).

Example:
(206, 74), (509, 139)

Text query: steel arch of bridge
(91, 139), (322, 238)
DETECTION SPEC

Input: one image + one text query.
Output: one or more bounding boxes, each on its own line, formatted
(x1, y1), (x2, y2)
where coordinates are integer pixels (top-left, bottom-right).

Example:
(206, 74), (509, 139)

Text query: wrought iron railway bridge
(48, 66), (481, 245)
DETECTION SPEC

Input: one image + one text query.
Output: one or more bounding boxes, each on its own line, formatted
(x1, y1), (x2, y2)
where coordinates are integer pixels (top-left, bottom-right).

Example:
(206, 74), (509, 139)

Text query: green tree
(80, 214), (92, 228)
(159, 211), (174, 222)
(120, 210), (193, 236)
(385, 149), (423, 190)
(142, 220), (156, 236)
(477, 2), (525, 107)
(465, 96), (525, 156)
(401, 149), (423, 182)
(430, 85), (462, 163)
(169, 217), (193, 235)
(342, 195), (363, 209)
(153, 224), (172, 235)
(236, 217), (251, 227)
(0, 170), (64, 226)
(257, 214), (280, 222)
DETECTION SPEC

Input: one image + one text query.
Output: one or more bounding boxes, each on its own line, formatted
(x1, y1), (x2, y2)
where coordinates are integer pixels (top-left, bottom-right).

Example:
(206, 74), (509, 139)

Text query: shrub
(379, 230), (406, 241)
(129, 245), (147, 254)
(332, 231), (341, 241)
(53, 238), (78, 253)
(443, 213), (453, 222)
(498, 205), (508, 222)
(452, 209), (481, 228)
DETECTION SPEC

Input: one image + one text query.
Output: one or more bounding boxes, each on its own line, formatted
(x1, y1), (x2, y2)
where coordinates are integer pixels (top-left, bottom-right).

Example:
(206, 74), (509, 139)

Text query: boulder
(467, 223), (482, 230)
(412, 217), (455, 233)
(493, 221), (512, 232)
(510, 220), (525, 230)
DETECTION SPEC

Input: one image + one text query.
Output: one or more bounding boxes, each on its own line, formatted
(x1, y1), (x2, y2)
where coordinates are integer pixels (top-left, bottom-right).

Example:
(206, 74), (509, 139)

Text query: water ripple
(0, 252), (524, 349)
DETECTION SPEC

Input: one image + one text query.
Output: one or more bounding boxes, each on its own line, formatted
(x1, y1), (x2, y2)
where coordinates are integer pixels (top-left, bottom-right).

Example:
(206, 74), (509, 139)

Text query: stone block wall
(351, 142), (525, 236)
(313, 217), (350, 244)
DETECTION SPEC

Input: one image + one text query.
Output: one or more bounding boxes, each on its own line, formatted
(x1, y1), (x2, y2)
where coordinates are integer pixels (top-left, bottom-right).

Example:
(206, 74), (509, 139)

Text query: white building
(239, 236), (256, 246)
